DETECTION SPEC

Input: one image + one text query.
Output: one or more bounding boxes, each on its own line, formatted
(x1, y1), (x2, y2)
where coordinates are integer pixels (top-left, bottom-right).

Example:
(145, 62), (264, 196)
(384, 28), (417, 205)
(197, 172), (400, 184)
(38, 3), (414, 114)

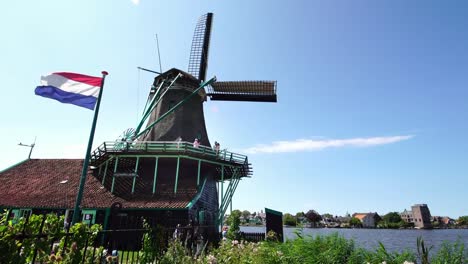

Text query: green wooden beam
(141, 82), (164, 119)
(221, 165), (224, 208)
(110, 154), (239, 171)
(135, 74), (182, 137)
(101, 159), (109, 185)
(135, 80), (170, 136)
(186, 177), (207, 209)
(218, 168), (242, 224)
(131, 157), (140, 194)
(197, 160), (201, 186)
(152, 157), (159, 194)
(111, 157), (119, 193)
(174, 157), (180, 194)
(102, 208), (111, 230)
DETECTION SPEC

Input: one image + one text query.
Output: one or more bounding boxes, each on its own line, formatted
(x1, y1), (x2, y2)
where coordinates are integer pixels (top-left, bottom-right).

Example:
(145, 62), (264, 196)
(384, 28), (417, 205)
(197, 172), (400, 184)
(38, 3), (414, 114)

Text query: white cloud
(130, 0), (140, 5)
(243, 135), (414, 154)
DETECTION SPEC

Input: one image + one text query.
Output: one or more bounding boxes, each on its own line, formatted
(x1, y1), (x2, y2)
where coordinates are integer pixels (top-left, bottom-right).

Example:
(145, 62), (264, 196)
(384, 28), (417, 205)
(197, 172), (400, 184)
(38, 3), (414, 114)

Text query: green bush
(166, 231), (464, 264)
(430, 240), (467, 264)
(2, 212), (466, 264)
(225, 210), (241, 240)
(0, 212), (102, 264)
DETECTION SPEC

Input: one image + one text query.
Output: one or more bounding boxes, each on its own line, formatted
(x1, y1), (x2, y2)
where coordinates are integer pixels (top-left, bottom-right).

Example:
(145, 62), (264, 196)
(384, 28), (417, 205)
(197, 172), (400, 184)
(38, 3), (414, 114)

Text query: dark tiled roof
(0, 159), (194, 209)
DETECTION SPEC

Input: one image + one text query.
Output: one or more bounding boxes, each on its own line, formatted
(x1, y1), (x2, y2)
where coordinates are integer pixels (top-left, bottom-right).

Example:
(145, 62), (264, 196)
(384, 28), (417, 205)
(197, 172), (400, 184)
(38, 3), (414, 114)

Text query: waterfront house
(432, 216), (455, 227)
(352, 212), (380, 228)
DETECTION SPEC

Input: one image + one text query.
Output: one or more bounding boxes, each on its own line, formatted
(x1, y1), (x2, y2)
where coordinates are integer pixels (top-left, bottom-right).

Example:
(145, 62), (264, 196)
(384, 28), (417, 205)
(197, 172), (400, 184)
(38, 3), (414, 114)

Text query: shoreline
(240, 225), (468, 230)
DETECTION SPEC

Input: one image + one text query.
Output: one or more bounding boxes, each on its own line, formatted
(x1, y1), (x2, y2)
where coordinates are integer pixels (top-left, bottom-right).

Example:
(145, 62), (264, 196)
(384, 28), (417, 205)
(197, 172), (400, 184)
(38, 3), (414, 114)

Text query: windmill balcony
(90, 141), (252, 179)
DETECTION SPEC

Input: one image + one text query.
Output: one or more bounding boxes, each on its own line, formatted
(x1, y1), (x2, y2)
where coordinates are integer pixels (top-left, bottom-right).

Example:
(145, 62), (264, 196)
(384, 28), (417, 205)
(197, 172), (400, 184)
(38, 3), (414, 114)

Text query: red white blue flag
(35, 72), (103, 110)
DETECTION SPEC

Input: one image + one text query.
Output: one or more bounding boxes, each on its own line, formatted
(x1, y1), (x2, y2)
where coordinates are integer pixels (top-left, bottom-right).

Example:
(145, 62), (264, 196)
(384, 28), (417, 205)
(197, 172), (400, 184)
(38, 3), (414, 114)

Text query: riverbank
(240, 224), (468, 229)
(240, 226), (468, 253)
(160, 232), (466, 264)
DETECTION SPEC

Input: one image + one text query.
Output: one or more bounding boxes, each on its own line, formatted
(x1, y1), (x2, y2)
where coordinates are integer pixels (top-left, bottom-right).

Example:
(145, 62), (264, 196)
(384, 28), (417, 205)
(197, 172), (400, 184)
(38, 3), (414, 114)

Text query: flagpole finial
(101, 71), (109, 76)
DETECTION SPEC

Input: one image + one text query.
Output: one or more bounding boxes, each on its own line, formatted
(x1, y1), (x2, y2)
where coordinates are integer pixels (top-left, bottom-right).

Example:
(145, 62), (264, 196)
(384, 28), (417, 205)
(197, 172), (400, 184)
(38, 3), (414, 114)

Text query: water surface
(240, 226), (468, 253)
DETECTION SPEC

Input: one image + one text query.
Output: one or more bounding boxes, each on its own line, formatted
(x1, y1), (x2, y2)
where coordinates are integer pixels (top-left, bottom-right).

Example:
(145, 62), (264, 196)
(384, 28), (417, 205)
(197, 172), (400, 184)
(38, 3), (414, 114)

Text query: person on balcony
(176, 136), (182, 148)
(214, 141), (220, 156)
(193, 138), (200, 148)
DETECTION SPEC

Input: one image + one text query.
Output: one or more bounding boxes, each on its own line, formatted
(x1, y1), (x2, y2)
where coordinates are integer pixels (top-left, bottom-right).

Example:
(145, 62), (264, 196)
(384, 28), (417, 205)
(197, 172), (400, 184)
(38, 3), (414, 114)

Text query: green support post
(174, 157), (180, 194)
(197, 160), (201, 186)
(221, 165), (224, 207)
(102, 208), (111, 230)
(218, 167), (242, 224)
(152, 157), (159, 194)
(101, 208), (111, 244)
(111, 157), (119, 193)
(101, 160), (109, 185)
(131, 157), (140, 194)
(141, 82), (164, 118)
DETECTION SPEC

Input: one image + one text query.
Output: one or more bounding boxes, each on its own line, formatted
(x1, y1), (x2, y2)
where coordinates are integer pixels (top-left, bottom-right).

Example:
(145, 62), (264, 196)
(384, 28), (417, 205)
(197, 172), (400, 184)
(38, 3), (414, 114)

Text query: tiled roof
(353, 213), (375, 220)
(0, 159), (195, 209)
(352, 213), (367, 220)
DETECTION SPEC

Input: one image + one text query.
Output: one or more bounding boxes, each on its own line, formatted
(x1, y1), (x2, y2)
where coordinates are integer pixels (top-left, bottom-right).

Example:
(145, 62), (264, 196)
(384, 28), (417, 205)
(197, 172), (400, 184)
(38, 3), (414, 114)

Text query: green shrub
(431, 240), (467, 264)
(0, 213), (102, 264)
(226, 210), (241, 240)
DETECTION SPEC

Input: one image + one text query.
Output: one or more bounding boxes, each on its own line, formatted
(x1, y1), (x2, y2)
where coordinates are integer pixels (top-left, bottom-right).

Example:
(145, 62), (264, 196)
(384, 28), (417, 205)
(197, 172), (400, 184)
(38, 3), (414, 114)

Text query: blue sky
(1, 1), (467, 218)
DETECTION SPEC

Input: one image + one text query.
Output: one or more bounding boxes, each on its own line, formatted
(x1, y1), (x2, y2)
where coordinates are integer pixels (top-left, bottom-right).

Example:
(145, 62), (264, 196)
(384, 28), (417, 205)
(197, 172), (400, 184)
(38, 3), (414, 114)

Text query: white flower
(403, 262), (415, 264)
(207, 254), (217, 264)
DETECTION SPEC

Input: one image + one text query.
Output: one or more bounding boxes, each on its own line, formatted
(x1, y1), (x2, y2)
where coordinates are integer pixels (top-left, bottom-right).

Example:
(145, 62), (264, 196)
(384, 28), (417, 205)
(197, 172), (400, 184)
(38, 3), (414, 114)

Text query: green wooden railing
(91, 141), (248, 166)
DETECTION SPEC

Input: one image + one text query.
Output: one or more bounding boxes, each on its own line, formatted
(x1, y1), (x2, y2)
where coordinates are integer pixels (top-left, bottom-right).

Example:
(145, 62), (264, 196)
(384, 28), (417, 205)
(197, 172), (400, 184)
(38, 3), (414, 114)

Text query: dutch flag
(35, 72), (103, 110)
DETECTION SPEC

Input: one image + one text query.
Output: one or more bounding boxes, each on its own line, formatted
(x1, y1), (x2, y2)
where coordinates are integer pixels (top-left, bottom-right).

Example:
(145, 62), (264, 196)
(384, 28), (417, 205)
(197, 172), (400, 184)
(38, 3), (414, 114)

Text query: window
(19, 209), (32, 219)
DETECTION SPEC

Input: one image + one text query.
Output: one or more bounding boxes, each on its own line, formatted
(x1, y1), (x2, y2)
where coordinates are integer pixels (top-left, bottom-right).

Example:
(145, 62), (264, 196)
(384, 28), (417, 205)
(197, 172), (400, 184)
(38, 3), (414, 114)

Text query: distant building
(400, 209), (414, 223)
(432, 216), (455, 227)
(352, 212), (380, 228)
(400, 204), (432, 229)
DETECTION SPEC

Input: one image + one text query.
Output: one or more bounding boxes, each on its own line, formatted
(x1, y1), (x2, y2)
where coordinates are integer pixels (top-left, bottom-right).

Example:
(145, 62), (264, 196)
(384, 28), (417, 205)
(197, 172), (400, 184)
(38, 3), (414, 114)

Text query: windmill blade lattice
(207, 81), (277, 102)
(188, 13), (213, 81)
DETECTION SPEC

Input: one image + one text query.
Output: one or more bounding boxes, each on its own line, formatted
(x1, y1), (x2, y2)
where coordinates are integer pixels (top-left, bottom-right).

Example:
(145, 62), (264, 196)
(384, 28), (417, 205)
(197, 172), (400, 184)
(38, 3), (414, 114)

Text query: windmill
(89, 13), (277, 238)
(118, 12), (277, 144)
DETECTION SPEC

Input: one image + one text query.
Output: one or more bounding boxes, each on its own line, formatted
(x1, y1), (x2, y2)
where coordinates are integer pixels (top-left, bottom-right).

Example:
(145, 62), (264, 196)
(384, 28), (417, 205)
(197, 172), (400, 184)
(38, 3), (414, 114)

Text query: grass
(88, 233), (468, 263)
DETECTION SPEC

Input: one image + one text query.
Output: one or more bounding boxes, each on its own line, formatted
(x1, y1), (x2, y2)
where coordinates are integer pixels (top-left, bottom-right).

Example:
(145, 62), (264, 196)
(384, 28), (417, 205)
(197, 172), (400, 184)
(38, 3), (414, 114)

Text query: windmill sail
(188, 13), (213, 81)
(206, 81), (277, 102)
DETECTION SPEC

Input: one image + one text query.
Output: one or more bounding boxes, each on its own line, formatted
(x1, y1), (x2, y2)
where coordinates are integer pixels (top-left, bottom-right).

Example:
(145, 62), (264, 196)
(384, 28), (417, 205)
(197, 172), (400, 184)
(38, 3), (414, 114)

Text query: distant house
(432, 216), (455, 227)
(400, 204), (432, 229)
(336, 213), (352, 228)
(441, 217), (455, 226)
(352, 212), (380, 228)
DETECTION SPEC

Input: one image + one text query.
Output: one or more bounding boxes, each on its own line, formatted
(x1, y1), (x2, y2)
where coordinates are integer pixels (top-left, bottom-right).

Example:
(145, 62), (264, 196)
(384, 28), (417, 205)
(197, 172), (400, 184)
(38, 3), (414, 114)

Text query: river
(240, 226), (468, 253)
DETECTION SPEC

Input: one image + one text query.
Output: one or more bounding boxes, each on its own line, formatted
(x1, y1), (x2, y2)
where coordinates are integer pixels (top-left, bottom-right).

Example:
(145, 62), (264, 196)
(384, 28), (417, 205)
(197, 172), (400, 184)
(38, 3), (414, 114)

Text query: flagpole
(71, 71), (108, 226)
